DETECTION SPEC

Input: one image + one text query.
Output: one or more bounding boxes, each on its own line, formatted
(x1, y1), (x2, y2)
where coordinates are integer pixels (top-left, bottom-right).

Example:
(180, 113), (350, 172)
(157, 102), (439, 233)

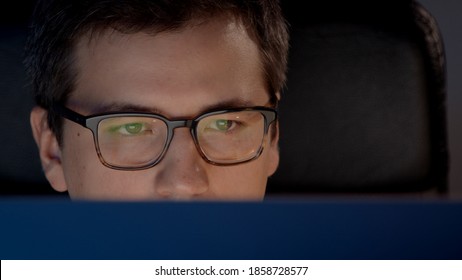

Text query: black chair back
(267, 0), (448, 195)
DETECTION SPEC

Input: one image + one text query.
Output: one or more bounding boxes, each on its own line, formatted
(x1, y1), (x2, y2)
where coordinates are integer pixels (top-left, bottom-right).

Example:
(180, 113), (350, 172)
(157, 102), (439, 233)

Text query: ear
(30, 106), (68, 192)
(266, 120), (280, 177)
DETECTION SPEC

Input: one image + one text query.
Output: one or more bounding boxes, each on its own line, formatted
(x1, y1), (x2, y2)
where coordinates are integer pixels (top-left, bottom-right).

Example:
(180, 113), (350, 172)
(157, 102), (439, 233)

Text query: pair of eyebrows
(74, 97), (272, 118)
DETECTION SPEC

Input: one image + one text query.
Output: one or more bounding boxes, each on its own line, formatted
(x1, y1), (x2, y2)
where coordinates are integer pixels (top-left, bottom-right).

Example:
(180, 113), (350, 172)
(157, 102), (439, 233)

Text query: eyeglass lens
(96, 111), (266, 168)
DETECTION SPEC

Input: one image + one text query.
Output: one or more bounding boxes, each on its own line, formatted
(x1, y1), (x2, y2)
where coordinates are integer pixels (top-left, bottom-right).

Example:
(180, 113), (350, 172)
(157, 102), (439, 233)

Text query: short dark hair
(24, 0), (289, 142)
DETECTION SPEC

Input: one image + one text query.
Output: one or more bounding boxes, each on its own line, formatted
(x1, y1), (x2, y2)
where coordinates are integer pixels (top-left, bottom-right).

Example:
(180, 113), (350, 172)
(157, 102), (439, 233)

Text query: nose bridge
(154, 119), (208, 199)
(166, 119), (199, 154)
(166, 119), (196, 147)
(169, 119), (194, 130)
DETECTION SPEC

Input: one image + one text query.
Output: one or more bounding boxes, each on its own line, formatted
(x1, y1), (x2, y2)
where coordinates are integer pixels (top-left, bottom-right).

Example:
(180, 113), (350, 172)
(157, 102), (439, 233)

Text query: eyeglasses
(53, 103), (277, 170)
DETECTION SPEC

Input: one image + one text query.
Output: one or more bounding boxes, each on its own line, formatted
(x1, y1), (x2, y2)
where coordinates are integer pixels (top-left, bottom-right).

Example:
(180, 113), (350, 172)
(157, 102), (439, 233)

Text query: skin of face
(30, 16), (279, 200)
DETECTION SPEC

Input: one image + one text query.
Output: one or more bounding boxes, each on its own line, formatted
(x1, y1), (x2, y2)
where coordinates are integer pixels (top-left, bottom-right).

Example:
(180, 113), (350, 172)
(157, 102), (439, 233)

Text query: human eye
(199, 111), (262, 136)
(207, 119), (240, 132)
(121, 122), (148, 135)
(108, 122), (148, 136)
(103, 118), (154, 137)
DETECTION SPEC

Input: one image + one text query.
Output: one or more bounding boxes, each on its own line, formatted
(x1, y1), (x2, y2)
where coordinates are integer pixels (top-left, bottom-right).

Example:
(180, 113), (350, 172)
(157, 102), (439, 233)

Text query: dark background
(418, 0), (462, 198)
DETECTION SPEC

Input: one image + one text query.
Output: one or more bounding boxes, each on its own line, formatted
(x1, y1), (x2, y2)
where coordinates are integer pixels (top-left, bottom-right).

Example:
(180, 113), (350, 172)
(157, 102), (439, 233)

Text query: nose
(153, 128), (209, 199)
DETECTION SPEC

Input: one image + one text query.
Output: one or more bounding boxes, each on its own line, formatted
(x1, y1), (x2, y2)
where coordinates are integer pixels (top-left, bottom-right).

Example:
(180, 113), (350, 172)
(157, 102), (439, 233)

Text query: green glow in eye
(215, 120), (232, 131)
(124, 123), (143, 134)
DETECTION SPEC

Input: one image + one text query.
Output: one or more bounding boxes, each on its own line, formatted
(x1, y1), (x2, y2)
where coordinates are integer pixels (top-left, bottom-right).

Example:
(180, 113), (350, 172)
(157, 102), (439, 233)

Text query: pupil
(216, 120), (231, 131)
(125, 123), (142, 134)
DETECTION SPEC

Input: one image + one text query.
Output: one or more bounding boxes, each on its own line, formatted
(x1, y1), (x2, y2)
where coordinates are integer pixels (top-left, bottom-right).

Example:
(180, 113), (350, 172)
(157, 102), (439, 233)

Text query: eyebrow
(91, 102), (161, 114)
(90, 98), (260, 117)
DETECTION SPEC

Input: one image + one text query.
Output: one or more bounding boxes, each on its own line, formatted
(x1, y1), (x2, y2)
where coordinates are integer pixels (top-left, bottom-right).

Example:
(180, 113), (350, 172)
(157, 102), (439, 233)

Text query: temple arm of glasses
(52, 103), (87, 126)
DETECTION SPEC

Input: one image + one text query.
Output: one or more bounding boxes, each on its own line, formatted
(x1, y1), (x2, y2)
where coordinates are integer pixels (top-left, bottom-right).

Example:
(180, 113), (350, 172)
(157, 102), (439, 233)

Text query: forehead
(70, 15), (268, 116)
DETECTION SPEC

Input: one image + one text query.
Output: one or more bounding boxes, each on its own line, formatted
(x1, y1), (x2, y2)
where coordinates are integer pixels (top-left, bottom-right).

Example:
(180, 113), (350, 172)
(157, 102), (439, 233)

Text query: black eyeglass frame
(53, 103), (278, 170)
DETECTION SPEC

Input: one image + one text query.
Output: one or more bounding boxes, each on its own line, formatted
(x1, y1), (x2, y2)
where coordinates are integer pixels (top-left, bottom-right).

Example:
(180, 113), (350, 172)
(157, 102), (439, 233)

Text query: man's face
(32, 16), (279, 200)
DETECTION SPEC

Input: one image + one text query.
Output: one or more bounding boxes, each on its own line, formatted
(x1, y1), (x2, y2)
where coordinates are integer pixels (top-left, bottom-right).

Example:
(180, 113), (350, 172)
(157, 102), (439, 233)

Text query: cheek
(62, 124), (97, 167)
(60, 124), (107, 194)
(207, 159), (269, 199)
(60, 124), (158, 199)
